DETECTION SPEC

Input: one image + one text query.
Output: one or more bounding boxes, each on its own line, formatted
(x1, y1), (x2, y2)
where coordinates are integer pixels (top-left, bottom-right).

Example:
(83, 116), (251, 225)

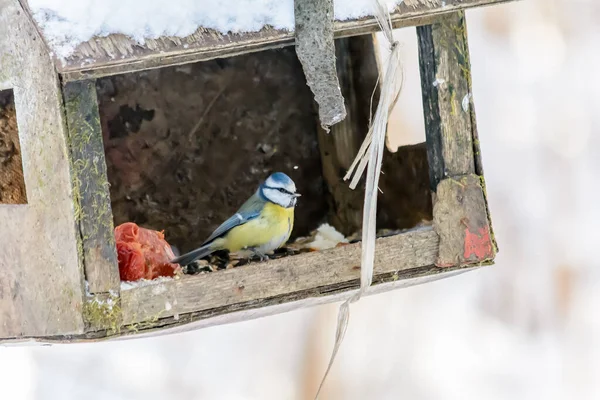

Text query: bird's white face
(261, 173), (300, 208)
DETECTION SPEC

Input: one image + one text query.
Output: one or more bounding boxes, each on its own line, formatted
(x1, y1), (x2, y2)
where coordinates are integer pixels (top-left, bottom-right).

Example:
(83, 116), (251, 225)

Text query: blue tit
(171, 172), (300, 266)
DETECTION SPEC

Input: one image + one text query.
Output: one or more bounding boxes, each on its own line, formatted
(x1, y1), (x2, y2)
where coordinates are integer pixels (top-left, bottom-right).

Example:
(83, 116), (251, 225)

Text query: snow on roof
(28, 0), (404, 60)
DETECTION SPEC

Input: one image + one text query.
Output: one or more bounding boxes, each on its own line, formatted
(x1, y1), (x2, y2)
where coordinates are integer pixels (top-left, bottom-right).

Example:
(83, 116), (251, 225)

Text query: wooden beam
(0, 0), (85, 338)
(417, 11), (476, 191)
(0, 266), (475, 344)
(120, 227), (440, 327)
(108, 266), (474, 341)
(54, 0), (514, 81)
(295, 0), (346, 128)
(63, 80), (120, 296)
(417, 12), (496, 267)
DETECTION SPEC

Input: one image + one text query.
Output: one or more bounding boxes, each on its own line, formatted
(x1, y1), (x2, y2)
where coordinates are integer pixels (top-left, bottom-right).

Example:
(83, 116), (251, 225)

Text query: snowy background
(3, 0), (600, 398)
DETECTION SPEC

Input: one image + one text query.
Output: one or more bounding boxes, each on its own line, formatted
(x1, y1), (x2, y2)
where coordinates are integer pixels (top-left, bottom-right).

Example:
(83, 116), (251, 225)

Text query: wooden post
(0, 0), (85, 338)
(418, 11), (476, 191)
(295, 0), (346, 128)
(63, 80), (120, 295)
(418, 12), (495, 267)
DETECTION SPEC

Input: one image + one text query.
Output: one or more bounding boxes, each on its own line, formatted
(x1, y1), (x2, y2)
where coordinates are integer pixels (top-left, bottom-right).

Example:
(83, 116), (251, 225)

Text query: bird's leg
(253, 249), (269, 262)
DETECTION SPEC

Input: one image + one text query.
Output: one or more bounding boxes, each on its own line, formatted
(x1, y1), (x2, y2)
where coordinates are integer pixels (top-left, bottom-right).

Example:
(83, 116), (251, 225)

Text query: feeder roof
(28, 0), (403, 59)
(20, 0), (509, 80)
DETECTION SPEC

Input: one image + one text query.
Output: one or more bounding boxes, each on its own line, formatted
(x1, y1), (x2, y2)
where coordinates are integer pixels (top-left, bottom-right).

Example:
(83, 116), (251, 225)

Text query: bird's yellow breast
(218, 202), (295, 253)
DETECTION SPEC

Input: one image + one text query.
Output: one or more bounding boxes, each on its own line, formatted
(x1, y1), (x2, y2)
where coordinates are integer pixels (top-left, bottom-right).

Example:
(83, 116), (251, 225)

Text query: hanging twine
(314, 1), (404, 398)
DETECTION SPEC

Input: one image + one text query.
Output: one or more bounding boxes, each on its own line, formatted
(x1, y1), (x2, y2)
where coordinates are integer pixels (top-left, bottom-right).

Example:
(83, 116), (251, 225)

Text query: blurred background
(3, 0), (600, 398)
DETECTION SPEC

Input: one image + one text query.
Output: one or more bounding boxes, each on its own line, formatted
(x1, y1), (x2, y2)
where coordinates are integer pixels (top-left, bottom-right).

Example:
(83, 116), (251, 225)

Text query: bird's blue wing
(201, 194), (265, 245)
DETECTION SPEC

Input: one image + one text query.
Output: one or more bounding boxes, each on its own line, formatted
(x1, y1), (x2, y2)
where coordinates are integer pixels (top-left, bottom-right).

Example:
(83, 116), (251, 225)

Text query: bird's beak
(293, 193), (301, 197)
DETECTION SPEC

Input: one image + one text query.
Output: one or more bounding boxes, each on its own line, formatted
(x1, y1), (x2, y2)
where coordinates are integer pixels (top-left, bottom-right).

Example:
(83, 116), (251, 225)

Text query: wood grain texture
(63, 80), (120, 295)
(107, 265), (476, 341)
(433, 174), (495, 267)
(120, 227), (439, 325)
(295, 0), (346, 128)
(49, 0), (514, 81)
(417, 11), (476, 191)
(0, 0), (85, 338)
(418, 12), (497, 264)
(0, 265), (481, 344)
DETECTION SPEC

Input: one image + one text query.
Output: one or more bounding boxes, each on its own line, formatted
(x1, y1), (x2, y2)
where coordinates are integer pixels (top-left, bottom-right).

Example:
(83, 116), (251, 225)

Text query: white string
(314, 1), (404, 398)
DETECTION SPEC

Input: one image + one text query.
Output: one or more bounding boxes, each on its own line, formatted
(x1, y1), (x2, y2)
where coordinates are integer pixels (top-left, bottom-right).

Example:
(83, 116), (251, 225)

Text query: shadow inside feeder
(96, 44), (432, 274)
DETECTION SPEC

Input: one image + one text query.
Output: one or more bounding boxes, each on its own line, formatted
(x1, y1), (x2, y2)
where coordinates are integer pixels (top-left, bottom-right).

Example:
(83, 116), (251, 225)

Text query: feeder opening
(95, 41), (431, 278)
(0, 89), (27, 205)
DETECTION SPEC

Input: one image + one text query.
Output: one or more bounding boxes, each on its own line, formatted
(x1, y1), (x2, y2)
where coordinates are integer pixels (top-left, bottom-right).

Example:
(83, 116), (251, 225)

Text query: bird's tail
(170, 242), (215, 266)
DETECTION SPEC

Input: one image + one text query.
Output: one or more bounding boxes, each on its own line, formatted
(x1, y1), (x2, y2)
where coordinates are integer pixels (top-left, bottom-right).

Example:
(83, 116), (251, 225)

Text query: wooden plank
(51, 0), (514, 81)
(0, 0), (85, 338)
(442, 12), (498, 252)
(433, 174), (495, 267)
(120, 227), (439, 326)
(63, 80), (120, 295)
(295, 0), (346, 128)
(417, 11), (476, 191)
(0, 265), (478, 344)
(107, 266), (475, 341)
(417, 12), (497, 263)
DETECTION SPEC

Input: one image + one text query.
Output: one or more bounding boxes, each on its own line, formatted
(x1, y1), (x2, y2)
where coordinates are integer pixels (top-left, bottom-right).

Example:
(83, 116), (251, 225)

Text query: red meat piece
(115, 222), (181, 282)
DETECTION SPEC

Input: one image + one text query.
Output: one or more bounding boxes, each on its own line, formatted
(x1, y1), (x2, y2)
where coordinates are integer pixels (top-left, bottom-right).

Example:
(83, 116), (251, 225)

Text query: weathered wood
(46, 0), (514, 82)
(0, 0), (503, 345)
(318, 35), (380, 234)
(0, 265), (478, 344)
(63, 80), (120, 295)
(433, 174), (495, 267)
(83, 292), (122, 333)
(445, 15), (498, 252)
(109, 265), (475, 341)
(418, 12), (497, 262)
(295, 0), (346, 128)
(417, 11), (476, 191)
(0, 0), (85, 338)
(120, 227), (439, 326)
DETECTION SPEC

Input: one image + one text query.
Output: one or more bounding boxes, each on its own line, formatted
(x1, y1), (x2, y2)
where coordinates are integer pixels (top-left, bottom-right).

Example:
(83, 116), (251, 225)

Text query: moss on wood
(83, 293), (122, 334)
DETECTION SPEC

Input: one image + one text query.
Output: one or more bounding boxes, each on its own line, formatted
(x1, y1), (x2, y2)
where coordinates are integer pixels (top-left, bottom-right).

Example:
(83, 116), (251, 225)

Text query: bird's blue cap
(261, 172), (297, 194)
(269, 172), (293, 186)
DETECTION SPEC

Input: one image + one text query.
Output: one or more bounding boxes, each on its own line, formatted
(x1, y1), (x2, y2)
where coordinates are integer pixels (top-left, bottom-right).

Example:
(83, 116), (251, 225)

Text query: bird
(171, 172), (300, 266)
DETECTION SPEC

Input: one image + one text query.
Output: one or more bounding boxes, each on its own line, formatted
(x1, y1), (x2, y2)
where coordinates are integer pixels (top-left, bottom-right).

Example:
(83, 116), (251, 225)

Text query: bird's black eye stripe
(265, 185), (293, 195)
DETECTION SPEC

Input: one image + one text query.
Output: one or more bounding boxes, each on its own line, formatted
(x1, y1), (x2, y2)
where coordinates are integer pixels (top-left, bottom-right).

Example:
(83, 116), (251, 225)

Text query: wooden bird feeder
(0, 0), (508, 344)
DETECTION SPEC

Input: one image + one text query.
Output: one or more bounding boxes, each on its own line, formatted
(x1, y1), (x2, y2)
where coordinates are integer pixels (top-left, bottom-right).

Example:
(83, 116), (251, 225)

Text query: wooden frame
(72, 10), (494, 341)
(0, 0), (85, 339)
(417, 12), (496, 266)
(1, 0), (503, 344)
